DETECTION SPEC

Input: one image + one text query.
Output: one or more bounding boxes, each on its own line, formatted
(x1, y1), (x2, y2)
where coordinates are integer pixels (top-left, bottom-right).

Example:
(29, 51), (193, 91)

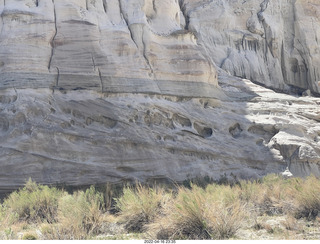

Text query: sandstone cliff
(0, 0), (218, 96)
(0, 0), (319, 194)
(181, 0), (320, 94)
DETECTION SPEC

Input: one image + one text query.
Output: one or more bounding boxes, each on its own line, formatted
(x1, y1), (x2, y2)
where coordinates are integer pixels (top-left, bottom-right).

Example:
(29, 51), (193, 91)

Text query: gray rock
(0, 0), (218, 96)
(0, 0), (319, 194)
(182, 0), (320, 94)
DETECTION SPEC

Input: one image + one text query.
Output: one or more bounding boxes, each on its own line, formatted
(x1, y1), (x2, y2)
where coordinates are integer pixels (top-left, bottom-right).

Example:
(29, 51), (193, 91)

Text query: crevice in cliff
(312, 18), (318, 46)
(260, 0), (269, 12)
(52, 66), (60, 93)
(98, 68), (103, 92)
(35, 0), (39, 7)
(91, 54), (96, 72)
(48, 0), (58, 71)
(0, 0), (7, 38)
(127, 27), (139, 49)
(152, 0), (156, 12)
(178, 0), (189, 30)
(258, 0), (270, 60)
(55, 67), (60, 88)
(118, 0), (138, 49)
(91, 54), (103, 92)
(0, 10), (4, 39)
(141, 30), (154, 78)
(280, 41), (287, 82)
(294, 38), (309, 89)
(102, 0), (107, 13)
(117, 0), (154, 78)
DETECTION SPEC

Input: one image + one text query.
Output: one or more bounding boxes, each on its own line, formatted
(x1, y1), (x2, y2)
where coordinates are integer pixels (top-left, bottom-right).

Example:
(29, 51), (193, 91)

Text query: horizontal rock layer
(1, 72), (320, 194)
(0, 0), (217, 97)
(1, 0), (320, 95)
(182, 0), (320, 95)
(0, 0), (320, 194)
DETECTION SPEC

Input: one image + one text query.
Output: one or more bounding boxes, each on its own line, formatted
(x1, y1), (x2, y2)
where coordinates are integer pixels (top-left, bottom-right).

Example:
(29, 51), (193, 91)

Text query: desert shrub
(40, 223), (80, 240)
(281, 215), (298, 231)
(293, 175), (320, 219)
(238, 175), (297, 216)
(0, 204), (5, 224)
(54, 185), (106, 239)
(202, 184), (245, 239)
(1, 227), (15, 240)
(1, 179), (65, 224)
(257, 175), (320, 218)
(22, 233), (37, 240)
(239, 179), (264, 203)
(149, 184), (246, 240)
(116, 184), (170, 233)
(101, 183), (125, 213)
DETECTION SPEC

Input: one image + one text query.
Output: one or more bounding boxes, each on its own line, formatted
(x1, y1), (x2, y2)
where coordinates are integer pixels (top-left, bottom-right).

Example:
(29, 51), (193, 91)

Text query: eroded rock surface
(182, 0), (320, 94)
(0, 0), (217, 96)
(0, 0), (319, 194)
(1, 72), (319, 194)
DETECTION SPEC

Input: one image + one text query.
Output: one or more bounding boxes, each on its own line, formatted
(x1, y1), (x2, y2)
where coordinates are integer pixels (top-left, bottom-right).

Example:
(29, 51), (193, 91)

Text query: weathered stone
(182, 0), (320, 94)
(0, 0), (319, 195)
(0, 0), (218, 97)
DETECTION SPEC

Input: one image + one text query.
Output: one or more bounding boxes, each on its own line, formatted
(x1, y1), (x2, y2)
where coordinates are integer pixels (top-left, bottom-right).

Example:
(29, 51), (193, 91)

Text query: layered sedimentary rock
(1, 0), (319, 94)
(1, 72), (320, 194)
(0, 0), (320, 194)
(182, 0), (320, 94)
(0, 0), (217, 96)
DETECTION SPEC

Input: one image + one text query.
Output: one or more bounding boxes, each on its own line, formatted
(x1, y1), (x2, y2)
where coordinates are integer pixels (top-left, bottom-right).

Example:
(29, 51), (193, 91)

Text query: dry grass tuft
(47, 186), (106, 239)
(281, 216), (298, 231)
(1, 179), (65, 224)
(1, 174), (320, 240)
(22, 232), (37, 240)
(238, 174), (298, 216)
(148, 184), (246, 240)
(116, 183), (170, 233)
(293, 175), (320, 220)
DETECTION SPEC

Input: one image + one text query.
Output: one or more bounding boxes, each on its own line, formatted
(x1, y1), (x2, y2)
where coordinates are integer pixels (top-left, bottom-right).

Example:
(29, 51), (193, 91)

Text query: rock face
(0, 0), (217, 96)
(0, 0), (320, 194)
(182, 0), (320, 94)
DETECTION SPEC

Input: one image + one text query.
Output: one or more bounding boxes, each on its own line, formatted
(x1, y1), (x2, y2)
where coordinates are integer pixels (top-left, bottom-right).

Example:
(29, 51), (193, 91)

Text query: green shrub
(116, 184), (170, 232)
(22, 233), (37, 240)
(1, 179), (66, 224)
(2, 227), (15, 240)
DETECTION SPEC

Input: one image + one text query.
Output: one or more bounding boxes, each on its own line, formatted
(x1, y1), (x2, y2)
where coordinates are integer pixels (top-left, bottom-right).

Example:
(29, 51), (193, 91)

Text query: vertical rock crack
(118, 0), (138, 49)
(48, 0), (57, 71)
(102, 0), (107, 13)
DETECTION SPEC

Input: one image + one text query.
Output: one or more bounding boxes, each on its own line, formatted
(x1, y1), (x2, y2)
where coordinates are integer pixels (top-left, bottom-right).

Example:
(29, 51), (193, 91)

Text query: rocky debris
(281, 167), (293, 178)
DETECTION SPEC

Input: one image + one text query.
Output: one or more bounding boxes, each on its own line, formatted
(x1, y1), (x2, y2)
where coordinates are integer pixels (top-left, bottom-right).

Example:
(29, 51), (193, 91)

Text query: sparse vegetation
(52, 186), (106, 239)
(148, 184), (245, 240)
(0, 179), (65, 224)
(0, 174), (320, 240)
(116, 183), (170, 233)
